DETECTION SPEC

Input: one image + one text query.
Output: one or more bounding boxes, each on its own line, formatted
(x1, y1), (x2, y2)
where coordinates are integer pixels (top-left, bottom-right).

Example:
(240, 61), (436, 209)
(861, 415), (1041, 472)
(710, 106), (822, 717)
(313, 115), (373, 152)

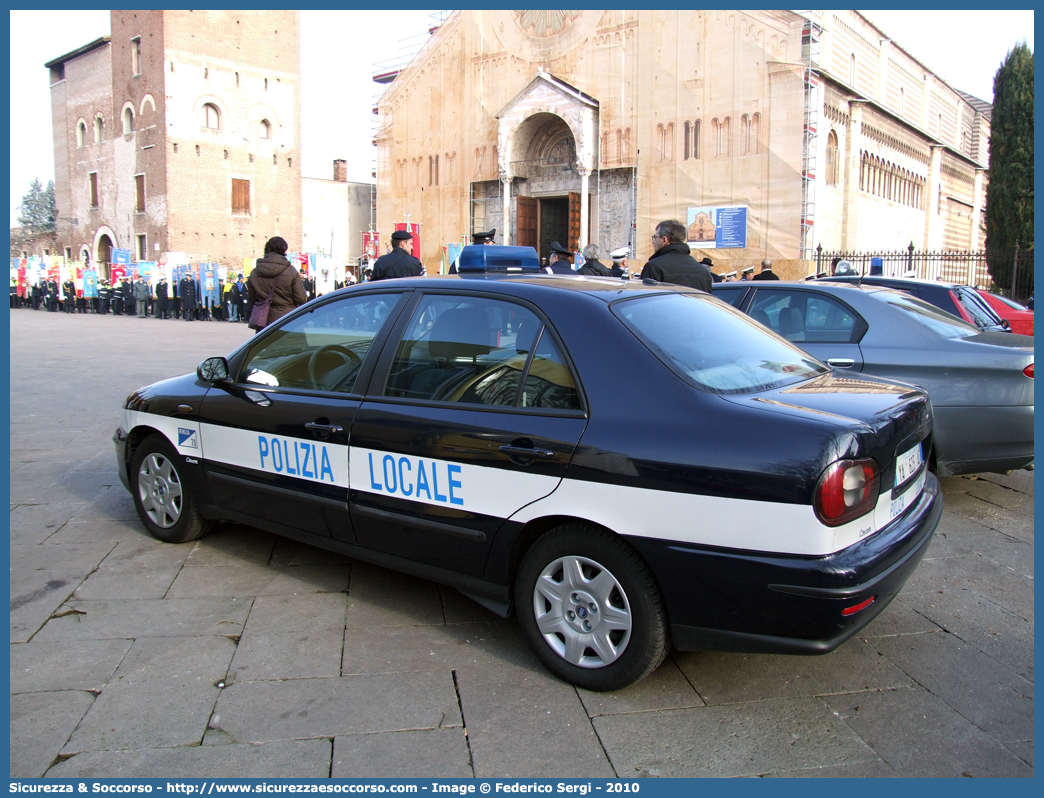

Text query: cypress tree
(985, 42), (1033, 294)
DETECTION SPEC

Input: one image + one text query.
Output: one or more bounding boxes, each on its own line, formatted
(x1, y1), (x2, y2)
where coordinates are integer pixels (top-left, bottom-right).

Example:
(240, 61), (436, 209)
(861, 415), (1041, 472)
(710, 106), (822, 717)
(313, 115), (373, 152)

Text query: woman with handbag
(246, 236), (308, 332)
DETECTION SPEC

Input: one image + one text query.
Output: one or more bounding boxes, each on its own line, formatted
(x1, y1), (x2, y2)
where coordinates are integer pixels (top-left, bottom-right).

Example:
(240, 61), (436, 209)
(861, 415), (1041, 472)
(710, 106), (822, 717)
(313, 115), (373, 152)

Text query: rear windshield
(612, 293), (827, 394)
(952, 286), (1004, 327)
(871, 290), (980, 339)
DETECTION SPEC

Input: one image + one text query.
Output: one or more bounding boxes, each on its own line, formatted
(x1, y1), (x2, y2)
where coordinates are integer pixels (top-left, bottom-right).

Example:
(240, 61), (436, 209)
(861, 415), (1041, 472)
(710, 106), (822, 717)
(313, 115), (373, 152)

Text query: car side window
(240, 293), (402, 393)
(384, 295), (581, 410)
(750, 290), (861, 343)
(712, 286), (747, 308)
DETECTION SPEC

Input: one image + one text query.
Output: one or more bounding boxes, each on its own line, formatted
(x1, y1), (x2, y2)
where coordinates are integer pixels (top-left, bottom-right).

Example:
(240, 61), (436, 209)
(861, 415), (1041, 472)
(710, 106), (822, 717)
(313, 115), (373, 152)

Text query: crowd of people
(11, 221), (784, 320)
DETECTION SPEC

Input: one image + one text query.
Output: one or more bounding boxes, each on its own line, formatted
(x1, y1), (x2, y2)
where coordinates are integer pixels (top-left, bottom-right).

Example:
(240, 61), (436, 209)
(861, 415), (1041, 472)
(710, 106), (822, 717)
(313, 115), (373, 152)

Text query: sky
(9, 9), (1035, 226)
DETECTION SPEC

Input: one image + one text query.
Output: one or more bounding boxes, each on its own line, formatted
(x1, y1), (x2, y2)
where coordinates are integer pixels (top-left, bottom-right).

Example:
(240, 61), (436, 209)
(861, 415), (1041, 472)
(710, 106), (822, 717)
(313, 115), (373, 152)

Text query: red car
(976, 289), (1034, 336)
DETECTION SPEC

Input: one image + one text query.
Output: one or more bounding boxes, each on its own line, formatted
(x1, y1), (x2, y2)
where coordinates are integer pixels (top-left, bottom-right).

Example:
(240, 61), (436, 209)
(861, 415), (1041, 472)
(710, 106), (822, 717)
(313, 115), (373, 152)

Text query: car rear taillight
(814, 458), (879, 527)
(1025, 363), (1034, 378)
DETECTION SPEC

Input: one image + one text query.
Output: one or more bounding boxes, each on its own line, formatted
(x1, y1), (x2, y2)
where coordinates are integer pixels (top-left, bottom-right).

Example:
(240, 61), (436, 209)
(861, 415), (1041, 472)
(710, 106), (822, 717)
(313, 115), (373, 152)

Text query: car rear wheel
(515, 523), (669, 691)
(131, 433), (213, 543)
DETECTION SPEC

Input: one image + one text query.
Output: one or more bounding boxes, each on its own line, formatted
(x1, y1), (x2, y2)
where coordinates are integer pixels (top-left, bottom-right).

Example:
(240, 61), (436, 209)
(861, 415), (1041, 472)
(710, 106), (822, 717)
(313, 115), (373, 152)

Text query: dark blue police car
(116, 246), (943, 691)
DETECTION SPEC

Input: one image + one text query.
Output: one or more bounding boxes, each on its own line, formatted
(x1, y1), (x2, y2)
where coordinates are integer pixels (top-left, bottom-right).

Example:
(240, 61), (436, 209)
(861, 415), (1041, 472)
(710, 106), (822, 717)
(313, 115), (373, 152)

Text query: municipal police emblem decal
(178, 428), (198, 449)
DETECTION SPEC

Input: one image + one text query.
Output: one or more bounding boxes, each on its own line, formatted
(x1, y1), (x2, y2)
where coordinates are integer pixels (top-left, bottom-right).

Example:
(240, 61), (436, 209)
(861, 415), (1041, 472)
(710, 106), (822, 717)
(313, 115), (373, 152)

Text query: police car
(115, 246), (942, 691)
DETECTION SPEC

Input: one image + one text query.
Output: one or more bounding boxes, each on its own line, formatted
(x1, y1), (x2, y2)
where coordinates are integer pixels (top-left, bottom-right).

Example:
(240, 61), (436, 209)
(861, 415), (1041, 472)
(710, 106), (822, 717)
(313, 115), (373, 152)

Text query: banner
(112, 248), (132, 265)
(687, 205), (748, 249)
(138, 262), (156, 285)
(202, 264), (219, 305)
(110, 265), (127, 284)
(83, 269), (98, 298)
(362, 231), (380, 261)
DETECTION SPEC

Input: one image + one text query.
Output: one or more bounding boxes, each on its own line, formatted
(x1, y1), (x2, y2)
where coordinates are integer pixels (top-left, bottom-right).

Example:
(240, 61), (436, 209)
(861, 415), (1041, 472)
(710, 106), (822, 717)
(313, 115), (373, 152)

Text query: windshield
(612, 293), (827, 395)
(992, 293), (1029, 311)
(871, 290), (980, 339)
(953, 286), (1004, 327)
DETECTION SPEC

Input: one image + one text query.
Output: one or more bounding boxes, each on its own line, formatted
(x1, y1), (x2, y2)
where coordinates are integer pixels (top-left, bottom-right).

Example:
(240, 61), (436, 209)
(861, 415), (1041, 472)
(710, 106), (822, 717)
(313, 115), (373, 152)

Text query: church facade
(375, 10), (990, 277)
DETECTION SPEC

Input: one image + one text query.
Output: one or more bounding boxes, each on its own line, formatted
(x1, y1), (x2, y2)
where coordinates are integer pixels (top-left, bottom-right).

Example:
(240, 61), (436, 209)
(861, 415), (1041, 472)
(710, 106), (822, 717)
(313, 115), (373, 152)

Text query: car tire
(515, 523), (670, 691)
(130, 433), (213, 544)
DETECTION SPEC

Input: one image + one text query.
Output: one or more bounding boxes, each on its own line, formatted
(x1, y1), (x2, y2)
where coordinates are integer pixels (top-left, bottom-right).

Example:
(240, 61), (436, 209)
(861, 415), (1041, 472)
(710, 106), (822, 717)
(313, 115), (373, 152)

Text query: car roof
(339, 274), (702, 304)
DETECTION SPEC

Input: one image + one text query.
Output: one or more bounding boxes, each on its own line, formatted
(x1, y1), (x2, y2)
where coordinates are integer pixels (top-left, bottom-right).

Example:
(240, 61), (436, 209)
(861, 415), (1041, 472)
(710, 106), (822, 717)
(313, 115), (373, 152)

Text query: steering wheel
(307, 344), (362, 390)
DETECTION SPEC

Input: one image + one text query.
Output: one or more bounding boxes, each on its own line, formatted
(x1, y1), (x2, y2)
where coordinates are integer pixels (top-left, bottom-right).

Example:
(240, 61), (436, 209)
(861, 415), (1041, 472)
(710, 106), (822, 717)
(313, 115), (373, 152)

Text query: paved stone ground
(8, 309), (1034, 778)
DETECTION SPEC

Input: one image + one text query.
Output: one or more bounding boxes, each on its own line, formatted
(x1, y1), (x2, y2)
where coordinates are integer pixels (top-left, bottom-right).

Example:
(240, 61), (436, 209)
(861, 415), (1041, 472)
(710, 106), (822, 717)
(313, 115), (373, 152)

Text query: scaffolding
(799, 17), (821, 260)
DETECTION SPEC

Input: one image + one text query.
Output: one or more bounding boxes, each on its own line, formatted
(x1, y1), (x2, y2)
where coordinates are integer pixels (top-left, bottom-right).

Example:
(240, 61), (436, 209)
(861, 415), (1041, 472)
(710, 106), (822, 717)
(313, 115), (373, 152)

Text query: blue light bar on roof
(456, 245), (541, 273)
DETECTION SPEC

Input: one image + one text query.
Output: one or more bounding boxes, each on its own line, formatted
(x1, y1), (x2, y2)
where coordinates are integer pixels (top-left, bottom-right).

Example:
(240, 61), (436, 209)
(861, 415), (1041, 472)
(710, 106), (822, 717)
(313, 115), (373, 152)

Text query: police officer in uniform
(545, 241), (575, 274)
(370, 229), (423, 281)
(179, 274), (197, 320)
(63, 277), (76, 313)
(30, 280), (42, 310)
(609, 247), (629, 278)
(46, 278), (60, 311)
(97, 280), (111, 314)
(472, 228), (496, 245)
(155, 277), (170, 319)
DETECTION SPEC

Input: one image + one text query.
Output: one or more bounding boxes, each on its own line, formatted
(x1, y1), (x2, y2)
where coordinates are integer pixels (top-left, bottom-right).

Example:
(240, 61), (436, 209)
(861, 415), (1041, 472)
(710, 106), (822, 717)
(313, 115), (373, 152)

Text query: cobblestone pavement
(9, 309), (1034, 778)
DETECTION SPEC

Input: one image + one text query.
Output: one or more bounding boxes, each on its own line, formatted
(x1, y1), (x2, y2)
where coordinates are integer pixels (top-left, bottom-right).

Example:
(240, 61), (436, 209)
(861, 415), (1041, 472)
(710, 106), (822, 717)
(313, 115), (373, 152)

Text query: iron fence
(815, 244), (1034, 303)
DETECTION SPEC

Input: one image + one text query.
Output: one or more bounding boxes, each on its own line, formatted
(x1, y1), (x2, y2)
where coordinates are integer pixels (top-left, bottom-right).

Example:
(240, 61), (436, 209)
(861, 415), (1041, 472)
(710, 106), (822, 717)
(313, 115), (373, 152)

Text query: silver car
(712, 280), (1034, 477)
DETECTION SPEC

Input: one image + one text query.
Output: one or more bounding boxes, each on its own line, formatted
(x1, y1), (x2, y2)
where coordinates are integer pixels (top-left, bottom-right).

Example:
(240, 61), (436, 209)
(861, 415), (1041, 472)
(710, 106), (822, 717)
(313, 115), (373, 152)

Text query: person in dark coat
(179, 274), (197, 321)
(576, 244), (612, 276)
(246, 236), (308, 328)
(700, 256), (723, 283)
(545, 241), (575, 274)
(609, 247), (630, 279)
(46, 279), (60, 311)
(155, 277), (170, 318)
(640, 220), (712, 292)
(752, 259), (779, 280)
(63, 278), (76, 313)
(30, 280), (42, 310)
(234, 274), (247, 321)
(97, 280), (111, 313)
(370, 229), (424, 281)
(120, 279), (134, 315)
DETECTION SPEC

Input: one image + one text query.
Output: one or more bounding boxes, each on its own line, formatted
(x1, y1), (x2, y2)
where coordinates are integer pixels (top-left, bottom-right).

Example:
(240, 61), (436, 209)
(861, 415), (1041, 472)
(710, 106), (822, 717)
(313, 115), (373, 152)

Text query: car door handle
(499, 444), (555, 461)
(827, 358), (856, 369)
(305, 422), (344, 439)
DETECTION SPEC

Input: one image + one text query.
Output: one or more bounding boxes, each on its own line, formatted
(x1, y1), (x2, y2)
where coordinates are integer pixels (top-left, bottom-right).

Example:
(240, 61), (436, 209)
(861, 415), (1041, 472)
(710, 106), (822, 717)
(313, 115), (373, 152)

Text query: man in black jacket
(576, 244), (612, 276)
(640, 220), (712, 292)
(752, 259), (780, 280)
(370, 230), (424, 280)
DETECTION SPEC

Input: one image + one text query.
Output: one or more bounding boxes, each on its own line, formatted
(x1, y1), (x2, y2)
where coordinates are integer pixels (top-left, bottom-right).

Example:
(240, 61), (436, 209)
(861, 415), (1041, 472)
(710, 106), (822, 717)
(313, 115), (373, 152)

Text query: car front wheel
(515, 523), (669, 691)
(131, 433), (213, 543)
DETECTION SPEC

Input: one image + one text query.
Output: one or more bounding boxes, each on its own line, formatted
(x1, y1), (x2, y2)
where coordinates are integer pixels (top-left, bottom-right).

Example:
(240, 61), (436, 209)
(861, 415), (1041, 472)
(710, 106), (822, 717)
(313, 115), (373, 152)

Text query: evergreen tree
(16, 178), (58, 240)
(985, 42), (1033, 293)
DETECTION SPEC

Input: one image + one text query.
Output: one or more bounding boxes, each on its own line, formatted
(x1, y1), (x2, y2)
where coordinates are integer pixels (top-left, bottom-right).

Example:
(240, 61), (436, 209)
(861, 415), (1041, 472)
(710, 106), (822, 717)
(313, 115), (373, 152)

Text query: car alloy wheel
(137, 451), (183, 528)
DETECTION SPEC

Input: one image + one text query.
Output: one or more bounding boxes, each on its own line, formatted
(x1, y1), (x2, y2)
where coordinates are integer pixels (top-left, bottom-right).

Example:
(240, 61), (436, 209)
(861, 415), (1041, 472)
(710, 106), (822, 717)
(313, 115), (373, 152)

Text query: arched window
(665, 123), (674, 161)
(95, 116), (104, 143)
(259, 119), (270, 139)
(693, 120), (701, 159)
(122, 106), (134, 135)
(898, 87), (905, 118)
(77, 121), (87, 148)
(616, 129), (622, 163)
(750, 113), (760, 154)
(825, 130), (839, 185)
(740, 115), (749, 155)
(712, 118), (721, 156)
(656, 124), (665, 161)
(722, 117), (731, 156)
(204, 103), (220, 130)
(683, 121), (691, 160)
(849, 53), (857, 86)
(623, 128), (631, 161)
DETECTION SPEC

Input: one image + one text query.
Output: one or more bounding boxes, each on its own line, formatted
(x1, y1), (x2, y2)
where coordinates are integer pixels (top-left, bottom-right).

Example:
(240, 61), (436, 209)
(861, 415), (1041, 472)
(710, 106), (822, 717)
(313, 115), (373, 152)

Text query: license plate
(890, 467), (926, 521)
(895, 443), (923, 487)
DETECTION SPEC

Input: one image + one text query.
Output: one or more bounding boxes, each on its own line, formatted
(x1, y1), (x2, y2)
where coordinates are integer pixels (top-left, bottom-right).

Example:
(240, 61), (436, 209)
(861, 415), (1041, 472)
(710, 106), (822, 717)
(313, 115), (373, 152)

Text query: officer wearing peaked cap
(610, 247), (629, 278)
(545, 240), (575, 274)
(472, 228), (496, 245)
(371, 229), (424, 281)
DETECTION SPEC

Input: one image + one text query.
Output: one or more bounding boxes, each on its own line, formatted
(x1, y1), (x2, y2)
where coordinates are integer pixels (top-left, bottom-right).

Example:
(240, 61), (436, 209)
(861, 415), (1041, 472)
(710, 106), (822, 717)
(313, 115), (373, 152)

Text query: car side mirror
(1001, 319), (1011, 330)
(197, 356), (230, 383)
